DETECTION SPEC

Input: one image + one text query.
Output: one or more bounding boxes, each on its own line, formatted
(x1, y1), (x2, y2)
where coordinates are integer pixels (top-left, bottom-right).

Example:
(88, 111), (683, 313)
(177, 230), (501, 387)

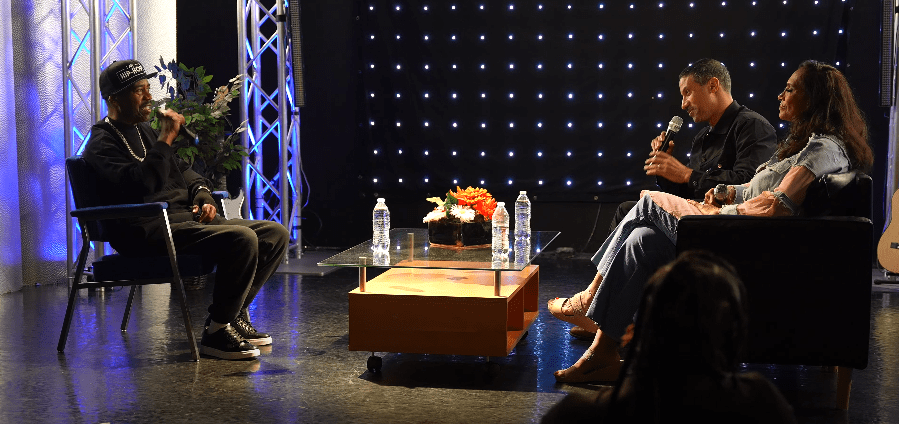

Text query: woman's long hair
(606, 250), (748, 422)
(779, 60), (873, 172)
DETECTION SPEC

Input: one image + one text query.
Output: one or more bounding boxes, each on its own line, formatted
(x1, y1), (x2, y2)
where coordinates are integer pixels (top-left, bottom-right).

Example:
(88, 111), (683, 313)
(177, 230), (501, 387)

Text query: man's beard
(125, 102), (152, 123)
(137, 102), (152, 121)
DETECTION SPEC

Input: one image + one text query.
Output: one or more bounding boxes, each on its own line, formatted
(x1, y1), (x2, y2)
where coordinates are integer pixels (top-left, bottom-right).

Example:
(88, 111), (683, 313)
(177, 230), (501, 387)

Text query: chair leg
(173, 277), (200, 361)
(161, 209), (200, 361)
(121, 286), (138, 331)
(58, 242), (91, 352)
(836, 366), (853, 410)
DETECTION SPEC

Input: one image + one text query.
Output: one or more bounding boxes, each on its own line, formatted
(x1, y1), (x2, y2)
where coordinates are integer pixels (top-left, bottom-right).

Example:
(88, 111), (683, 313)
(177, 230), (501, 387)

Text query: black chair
(59, 156), (221, 361)
(677, 171), (873, 410)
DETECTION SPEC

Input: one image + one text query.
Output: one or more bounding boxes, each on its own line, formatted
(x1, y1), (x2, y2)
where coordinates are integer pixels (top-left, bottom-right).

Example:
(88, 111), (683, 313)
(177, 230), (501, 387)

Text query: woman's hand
(703, 188), (717, 206)
(687, 199), (721, 215)
(702, 185), (737, 207)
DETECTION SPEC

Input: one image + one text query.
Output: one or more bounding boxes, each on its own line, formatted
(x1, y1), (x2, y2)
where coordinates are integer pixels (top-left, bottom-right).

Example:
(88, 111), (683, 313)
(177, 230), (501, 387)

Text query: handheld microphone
(157, 107), (197, 140)
(659, 116), (684, 152)
(713, 183), (728, 205)
(180, 125), (197, 140)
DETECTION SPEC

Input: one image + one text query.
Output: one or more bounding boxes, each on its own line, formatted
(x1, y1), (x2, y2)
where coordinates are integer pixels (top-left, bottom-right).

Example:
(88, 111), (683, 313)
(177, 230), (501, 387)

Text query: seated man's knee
(268, 221), (290, 242)
(231, 226), (260, 246)
(626, 226), (674, 260)
(610, 200), (639, 233)
(258, 221), (290, 251)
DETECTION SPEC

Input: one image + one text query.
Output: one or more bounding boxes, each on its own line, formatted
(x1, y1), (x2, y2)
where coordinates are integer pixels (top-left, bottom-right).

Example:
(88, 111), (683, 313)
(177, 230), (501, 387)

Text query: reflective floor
(1, 254), (898, 423)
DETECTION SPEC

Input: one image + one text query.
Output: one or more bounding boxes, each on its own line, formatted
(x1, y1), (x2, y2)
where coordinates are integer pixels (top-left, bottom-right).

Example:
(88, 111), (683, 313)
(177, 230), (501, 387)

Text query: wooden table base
(348, 265), (539, 357)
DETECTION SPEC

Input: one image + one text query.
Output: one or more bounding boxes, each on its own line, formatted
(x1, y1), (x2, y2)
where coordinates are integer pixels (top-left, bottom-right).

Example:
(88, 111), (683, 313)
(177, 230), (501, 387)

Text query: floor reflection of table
(318, 228), (559, 363)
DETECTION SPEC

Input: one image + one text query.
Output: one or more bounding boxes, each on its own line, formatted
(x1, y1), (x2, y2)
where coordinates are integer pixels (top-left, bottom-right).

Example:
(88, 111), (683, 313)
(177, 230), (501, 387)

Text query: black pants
(170, 218), (290, 324)
(116, 216), (290, 325)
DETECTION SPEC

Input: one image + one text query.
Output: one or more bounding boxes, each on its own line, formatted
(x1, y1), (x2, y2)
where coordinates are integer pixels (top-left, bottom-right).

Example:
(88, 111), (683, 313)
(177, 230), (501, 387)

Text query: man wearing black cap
(83, 59), (289, 360)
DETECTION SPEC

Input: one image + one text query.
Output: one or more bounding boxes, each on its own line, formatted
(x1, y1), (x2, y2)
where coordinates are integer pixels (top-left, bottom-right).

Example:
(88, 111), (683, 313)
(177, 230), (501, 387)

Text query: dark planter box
(428, 220), (491, 246)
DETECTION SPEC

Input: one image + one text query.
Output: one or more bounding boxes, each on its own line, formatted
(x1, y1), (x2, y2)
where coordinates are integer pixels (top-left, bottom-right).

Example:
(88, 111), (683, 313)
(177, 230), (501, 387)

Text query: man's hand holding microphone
(156, 108), (194, 146)
(644, 116), (693, 184)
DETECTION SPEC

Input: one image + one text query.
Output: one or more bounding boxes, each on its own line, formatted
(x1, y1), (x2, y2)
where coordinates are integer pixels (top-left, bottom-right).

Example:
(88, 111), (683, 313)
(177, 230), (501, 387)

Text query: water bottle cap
(377, 198), (385, 203)
(519, 191), (526, 195)
(497, 202), (505, 206)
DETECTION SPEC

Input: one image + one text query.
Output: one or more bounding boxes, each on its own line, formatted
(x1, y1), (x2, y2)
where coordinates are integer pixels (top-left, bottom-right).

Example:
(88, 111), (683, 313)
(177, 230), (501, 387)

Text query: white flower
(423, 207), (446, 223)
(450, 205), (477, 223)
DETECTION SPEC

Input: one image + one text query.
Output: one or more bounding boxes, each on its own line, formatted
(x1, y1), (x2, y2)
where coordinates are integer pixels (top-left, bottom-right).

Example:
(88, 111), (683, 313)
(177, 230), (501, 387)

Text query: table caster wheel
(367, 355), (382, 373)
(484, 359), (501, 377)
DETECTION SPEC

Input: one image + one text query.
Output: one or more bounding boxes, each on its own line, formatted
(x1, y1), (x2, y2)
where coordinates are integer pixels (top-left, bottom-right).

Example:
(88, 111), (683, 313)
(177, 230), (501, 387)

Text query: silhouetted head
(631, 250), (748, 377)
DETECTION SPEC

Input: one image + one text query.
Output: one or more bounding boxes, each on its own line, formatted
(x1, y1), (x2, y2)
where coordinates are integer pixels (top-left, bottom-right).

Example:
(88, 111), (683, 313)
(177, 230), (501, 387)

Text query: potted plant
(423, 186), (497, 247)
(149, 57), (248, 192)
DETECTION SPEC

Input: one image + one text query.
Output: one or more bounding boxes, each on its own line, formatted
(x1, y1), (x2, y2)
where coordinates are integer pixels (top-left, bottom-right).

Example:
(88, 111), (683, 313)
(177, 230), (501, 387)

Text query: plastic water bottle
(372, 198), (390, 252)
(514, 191), (531, 258)
(492, 202), (510, 259)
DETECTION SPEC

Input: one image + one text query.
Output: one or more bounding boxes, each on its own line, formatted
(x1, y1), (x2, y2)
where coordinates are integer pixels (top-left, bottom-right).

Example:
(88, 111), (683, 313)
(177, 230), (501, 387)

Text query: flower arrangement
(423, 186), (497, 223)
(424, 187), (497, 247)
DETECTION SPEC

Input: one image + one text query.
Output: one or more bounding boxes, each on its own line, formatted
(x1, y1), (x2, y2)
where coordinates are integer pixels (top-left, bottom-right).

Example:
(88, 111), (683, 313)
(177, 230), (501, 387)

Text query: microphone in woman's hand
(713, 184), (728, 206)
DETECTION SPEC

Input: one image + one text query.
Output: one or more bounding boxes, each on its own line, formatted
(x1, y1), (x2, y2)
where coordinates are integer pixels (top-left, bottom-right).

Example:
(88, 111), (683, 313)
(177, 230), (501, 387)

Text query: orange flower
(450, 186), (497, 219)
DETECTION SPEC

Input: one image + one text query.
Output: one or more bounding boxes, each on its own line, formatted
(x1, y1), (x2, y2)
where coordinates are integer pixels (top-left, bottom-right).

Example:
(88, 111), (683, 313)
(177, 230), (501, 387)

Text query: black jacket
(657, 101), (777, 199)
(83, 118), (215, 250)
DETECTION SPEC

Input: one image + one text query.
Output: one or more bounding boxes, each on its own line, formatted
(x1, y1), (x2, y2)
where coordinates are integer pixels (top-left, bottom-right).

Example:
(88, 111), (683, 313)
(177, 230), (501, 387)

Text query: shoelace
(236, 315), (259, 334)
(223, 324), (248, 345)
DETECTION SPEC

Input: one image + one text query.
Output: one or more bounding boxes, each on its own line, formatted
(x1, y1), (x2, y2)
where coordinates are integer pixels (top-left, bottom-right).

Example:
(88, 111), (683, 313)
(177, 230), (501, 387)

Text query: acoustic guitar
(877, 190), (899, 273)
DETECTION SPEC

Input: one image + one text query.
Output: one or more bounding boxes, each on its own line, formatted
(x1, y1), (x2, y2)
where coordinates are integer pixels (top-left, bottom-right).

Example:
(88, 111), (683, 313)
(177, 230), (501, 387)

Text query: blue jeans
(586, 193), (678, 340)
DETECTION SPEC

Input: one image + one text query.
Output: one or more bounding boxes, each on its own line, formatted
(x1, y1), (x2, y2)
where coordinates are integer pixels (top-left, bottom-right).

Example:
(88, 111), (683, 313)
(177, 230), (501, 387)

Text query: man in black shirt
(572, 59), (776, 341)
(609, 59), (777, 232)
(83, 60), (289, 360)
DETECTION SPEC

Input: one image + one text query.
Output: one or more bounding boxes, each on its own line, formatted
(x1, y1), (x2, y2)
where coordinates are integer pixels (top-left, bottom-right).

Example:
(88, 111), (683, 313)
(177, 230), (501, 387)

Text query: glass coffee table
(319, 228), (559, 372)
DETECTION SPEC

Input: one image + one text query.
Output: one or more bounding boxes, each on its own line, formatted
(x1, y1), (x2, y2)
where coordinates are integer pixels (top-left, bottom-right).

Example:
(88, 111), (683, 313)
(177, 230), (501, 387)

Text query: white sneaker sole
(245, 336), (273, 346)
(200, 345), (260, 360)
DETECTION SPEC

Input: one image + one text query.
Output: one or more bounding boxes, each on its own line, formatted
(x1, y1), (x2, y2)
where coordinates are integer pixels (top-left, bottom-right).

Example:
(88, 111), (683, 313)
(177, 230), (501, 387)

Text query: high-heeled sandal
(553, 349), (623, 384)
(547, 289), (599, 332)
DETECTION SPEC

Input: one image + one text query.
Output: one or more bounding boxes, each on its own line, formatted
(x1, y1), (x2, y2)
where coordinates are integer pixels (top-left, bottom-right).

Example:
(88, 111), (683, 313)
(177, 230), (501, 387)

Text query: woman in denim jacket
(549, 61), (874, 383)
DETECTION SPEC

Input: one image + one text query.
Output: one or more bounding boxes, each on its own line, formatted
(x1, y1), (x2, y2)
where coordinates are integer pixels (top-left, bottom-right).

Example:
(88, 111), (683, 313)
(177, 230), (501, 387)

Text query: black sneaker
(234, 310), (273, 346)
(199, 324), (260, 360)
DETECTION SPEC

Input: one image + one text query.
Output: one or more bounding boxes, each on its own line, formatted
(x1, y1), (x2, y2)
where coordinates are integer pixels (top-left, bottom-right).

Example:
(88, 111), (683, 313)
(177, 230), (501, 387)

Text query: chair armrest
(678, 214), (871, 227)
(676, 214), (872, 369)
(71, 202), (169, 221)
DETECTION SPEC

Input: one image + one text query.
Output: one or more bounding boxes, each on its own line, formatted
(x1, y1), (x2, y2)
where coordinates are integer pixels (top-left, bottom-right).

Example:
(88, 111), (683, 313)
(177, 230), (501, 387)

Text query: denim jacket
(722, 134), (851, 215)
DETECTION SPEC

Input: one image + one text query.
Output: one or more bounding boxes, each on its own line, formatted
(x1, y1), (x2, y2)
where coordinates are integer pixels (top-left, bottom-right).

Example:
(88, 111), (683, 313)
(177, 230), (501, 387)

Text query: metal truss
(238, 0), (302, 248)
(62, 0), (136, 279)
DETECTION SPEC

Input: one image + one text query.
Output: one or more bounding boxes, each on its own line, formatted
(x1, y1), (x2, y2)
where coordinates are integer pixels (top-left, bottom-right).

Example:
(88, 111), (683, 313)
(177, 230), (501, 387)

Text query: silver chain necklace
(104, 117), (146, 162)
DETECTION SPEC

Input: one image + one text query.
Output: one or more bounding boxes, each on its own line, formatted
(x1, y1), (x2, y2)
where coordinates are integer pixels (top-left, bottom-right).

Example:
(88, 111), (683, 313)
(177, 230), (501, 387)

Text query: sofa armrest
(677, 215), (872, 369)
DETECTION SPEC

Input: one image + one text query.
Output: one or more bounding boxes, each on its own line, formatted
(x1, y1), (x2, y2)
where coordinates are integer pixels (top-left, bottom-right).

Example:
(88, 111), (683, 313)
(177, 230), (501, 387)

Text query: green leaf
(443, 192), (458, 218)
(202, 75), (213, 83)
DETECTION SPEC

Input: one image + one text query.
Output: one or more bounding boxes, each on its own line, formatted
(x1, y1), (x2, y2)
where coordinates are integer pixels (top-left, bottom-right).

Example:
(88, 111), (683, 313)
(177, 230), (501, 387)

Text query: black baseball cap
(99, 60), (158, 99)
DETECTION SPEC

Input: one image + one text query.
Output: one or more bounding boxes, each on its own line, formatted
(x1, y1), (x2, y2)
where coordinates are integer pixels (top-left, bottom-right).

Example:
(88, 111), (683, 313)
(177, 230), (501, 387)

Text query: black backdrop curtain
(181, 0), (887, 249)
